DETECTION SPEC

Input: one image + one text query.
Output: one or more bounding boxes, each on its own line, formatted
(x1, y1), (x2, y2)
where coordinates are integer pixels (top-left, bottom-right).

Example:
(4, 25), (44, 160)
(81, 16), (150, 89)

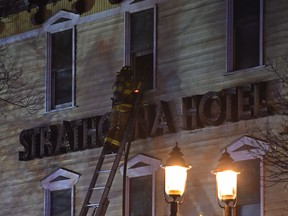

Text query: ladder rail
(79, 92), (142, 216)
(95, 119), (136, 216)
(95, 93), (141, 216)
(79, 150), (107, 216)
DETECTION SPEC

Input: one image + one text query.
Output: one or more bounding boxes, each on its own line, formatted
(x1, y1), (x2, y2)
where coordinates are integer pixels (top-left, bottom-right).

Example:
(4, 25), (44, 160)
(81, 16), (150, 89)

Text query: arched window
(44, 10), (79, 111)
(224, 136), (267, 216)
(120, 154), (161, 216)
(40, 168), (80, 216)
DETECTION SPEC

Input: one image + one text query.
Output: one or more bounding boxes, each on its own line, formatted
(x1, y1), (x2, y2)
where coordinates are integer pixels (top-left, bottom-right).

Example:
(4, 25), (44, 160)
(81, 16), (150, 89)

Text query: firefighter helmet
(119, 66), (134, 79)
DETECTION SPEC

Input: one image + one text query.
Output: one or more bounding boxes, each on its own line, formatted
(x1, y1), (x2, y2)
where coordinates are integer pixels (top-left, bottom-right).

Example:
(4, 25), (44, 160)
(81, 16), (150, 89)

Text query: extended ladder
(79, 93), (141, 216)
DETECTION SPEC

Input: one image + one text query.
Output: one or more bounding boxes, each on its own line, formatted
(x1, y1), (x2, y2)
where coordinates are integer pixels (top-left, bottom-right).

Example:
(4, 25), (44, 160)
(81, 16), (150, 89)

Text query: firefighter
(104, 66), (138, 153)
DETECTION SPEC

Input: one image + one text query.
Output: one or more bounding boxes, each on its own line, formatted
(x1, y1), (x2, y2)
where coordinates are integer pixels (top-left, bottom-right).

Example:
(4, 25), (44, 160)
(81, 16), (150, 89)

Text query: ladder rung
(97, 169), (111, 173)
(79, 93), (142, 216)
(87, 203), (99, 208)
(103, 152), (117, 157)
(92, 186), (105, 190)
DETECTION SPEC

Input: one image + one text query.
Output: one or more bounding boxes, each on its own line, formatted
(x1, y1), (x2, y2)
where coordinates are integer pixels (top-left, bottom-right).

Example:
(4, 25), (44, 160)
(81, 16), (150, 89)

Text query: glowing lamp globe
(211, 151), (240, 204)
(161, 143), (191, 199)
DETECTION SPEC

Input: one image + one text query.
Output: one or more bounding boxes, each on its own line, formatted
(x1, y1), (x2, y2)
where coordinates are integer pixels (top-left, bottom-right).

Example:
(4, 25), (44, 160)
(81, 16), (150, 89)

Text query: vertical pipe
(170, 201), (179, 216)
(224, 205), (232, 216)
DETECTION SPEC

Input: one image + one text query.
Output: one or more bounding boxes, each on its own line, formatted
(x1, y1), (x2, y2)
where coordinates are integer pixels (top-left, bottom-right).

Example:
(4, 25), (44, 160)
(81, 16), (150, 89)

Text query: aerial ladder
(79, 90), (142, 216)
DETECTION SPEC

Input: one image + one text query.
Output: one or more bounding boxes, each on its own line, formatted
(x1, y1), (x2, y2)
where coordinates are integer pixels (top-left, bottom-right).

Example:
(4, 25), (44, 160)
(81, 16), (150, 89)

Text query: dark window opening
(236, 159), (260, 216)
(132, 52), (153, 90)
(50, 189), (71, 216)
(130, 9), (154, 91)
(129, 175), (153, 216)
(231, 0), (261, 71)
(50, 29), (73, 109)
(54, 68), (72, 105)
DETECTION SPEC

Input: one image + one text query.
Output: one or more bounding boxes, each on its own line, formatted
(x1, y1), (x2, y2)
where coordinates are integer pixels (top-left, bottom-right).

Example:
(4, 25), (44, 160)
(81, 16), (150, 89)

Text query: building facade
(0, 0), (287, 215)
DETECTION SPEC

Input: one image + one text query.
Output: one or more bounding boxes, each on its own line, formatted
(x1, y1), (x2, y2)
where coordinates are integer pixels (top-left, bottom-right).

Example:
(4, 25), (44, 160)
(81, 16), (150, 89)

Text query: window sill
(224, 65), (267, 76)
(44, 105), (78, 114)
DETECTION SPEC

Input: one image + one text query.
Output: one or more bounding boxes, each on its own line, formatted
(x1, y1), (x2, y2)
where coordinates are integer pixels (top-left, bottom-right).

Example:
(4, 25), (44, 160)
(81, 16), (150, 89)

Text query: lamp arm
(164, 192), (172, 203)
(217, 198), (238, 209)
(178, 196), (184, 205)
(163, 186), (173, 203)
(214, 183), (238, 209)
(163, 174), (183, 204)
(163, 189), (184, 204)
(163, 177), (171, 203)
(217, 198), (225, 209)
(215, 186), (224, 209)
(232, 197), (238, 208)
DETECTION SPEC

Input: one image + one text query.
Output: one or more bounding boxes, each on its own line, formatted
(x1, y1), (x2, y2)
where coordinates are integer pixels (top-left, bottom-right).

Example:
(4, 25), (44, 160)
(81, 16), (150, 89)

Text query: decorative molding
(40, 168), (80, 216)
(119, 153), (160, 216)
(43, 10), (80, 33)
(119, 153), (161, 177)
(41, 167), (80, 190)
(0, 0), (164, 45)
(223, 135), (268, 161)
(224, 135), (266, 216)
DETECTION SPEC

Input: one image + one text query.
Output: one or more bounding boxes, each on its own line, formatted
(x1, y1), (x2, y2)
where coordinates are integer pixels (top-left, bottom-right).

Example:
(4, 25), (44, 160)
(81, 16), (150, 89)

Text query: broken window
(126, 7), (156, 91)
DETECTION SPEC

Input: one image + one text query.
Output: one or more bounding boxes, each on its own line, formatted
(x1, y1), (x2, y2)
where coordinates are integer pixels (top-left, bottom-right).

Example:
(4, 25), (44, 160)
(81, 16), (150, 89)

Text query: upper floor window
(44, 11), (79, 111)
(120, 154), (161, 216)
(225, 136), (266, 216)
(227, 0), (263, 72)
(125, 5), (157, 91)
(40, 168), (80, 216)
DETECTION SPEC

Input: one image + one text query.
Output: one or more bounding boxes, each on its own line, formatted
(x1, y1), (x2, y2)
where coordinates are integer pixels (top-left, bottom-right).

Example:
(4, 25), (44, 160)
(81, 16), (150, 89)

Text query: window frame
(40, 168), (80, 216)
(224, 136), (267, 216)
(226, 0), (264, 72)
(119, 154), (161, 216)
(124, 4), (157, 91)
(44, 11), (79, 112)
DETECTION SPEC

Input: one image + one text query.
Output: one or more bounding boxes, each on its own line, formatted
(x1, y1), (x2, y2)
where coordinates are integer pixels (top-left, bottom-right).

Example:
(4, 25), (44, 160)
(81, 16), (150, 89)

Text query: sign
(182, 82), (272, 129)
(19, 82), (272, 161)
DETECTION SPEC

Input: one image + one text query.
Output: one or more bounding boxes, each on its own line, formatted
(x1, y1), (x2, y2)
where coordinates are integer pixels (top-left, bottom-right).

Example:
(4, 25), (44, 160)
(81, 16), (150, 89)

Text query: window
(236, 159), (260, 216)
(50, 189), (72, 216)
(129, 175), (153, 215)
(119, 154), (161, 216)
(224, 136), (266, 216)
(40, 168), (80, 216)
(227, 0), (263, 72)
(125, 6), (156, 91)
(50, 29), (73, 108)
(44, 10), (79, 111)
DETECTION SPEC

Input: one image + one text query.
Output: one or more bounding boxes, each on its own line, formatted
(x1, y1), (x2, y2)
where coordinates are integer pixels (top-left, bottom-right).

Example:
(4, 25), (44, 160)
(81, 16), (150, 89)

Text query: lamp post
(211, 150), (240, 216)
(161, 143), (191, 216)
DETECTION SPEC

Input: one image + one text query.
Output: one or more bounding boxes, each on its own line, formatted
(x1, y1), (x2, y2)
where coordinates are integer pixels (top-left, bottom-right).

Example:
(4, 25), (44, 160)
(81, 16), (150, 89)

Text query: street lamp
(211, 150), (240, 216)
(161, 143), (191, 216)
